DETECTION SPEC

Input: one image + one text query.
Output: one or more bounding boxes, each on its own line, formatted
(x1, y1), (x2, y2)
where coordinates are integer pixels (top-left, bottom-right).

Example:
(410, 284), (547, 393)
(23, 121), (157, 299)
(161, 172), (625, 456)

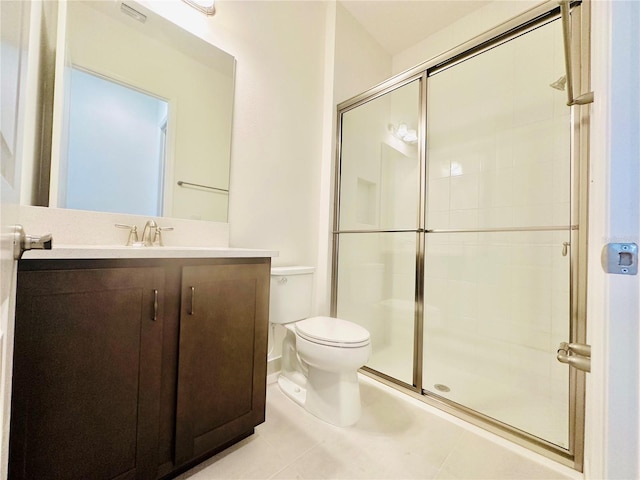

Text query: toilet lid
(295, 316), (370, 348)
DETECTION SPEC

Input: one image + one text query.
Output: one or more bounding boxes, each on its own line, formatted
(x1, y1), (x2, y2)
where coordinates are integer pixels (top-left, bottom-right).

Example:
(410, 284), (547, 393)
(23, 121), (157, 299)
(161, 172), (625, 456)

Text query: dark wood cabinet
(9, 267), (164, 480)
(9, 257), (270, 480)
(175, 264), (269, 466)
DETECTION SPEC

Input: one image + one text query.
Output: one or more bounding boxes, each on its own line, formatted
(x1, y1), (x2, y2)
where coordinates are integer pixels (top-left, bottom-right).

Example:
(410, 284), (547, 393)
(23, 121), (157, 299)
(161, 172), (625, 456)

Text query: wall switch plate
(602, 243), (638, 275)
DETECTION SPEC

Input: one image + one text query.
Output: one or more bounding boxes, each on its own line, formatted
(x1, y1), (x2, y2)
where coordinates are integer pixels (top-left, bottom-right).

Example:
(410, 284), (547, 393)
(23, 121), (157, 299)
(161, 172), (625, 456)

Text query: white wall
(586, 1), (640, 478)
(333, 2), (391, 105)
(604, 4), (640, 476)
(392, 0), (540, 75)
(143, 0), (329, 268)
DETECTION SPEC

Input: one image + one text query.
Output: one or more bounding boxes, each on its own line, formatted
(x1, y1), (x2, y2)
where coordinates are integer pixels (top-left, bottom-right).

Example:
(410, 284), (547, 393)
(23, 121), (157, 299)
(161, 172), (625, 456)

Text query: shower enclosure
(332, 1), (589, 470)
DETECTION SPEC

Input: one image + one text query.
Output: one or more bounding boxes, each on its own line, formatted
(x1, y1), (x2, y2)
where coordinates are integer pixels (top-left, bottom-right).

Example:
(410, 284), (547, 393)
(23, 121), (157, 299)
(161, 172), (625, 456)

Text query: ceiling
(339, 0), (492, 55)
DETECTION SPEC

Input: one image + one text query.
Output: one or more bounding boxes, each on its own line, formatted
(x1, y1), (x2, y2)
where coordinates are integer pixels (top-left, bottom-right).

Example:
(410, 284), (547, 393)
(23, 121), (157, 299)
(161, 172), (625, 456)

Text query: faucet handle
(115, 224), (139, 246)
(153, 226), (174, 247)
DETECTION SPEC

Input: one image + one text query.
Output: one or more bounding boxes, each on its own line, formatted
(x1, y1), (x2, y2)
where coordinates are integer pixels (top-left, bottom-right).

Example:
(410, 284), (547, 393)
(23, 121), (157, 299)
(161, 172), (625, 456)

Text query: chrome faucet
(141, 219), (158, 246)
(116, 220), (172, 246)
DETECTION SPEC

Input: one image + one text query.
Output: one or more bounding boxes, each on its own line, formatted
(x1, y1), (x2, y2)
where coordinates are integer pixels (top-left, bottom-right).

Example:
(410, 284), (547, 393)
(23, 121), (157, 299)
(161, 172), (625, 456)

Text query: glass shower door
(422, 19), (572, 448)
(335, 78), (422, 386)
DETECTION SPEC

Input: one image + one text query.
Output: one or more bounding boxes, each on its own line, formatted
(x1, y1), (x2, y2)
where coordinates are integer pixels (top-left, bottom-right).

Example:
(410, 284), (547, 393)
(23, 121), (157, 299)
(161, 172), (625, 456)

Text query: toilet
(270, 266), (371, 427)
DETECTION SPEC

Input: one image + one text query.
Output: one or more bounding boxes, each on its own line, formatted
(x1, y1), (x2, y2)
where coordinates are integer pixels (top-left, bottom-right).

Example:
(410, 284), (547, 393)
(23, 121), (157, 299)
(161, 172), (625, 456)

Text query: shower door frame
(331, 0), (590, 471)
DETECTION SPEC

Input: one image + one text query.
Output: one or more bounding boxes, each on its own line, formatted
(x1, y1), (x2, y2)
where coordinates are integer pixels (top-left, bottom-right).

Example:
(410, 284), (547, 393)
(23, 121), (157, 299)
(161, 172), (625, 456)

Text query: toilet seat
(295, 316), (370, 348)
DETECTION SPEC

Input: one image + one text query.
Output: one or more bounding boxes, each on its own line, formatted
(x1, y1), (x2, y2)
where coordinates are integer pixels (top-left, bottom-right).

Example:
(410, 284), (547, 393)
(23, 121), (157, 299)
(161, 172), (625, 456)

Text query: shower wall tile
(425, 248), (449, 281)
(553, 161), (571, 205)
(473, 338), (518, 382)
(495, 130), (516, 170)
(514, 162), (554, 206)
(478, 207), (515, 228)
(426, 232), (570, 373)
(429, 153), (452, 179)
(516, 204), (555, 227)
(427, 211), (450, 230)
(512, 243), (553, 267)
(480, 319), (513, 347)
(555, 202), (572, 226)
(450, 174), (479, 210)
(427, 19), (570, 236)
(511, 264), (549, 291)
(552, 263), (571, 295)
(479, 168), (514, 208)
(457, 281), (480, 319)
(449, 232), (479, 246)
(551, 290), (570, 343)
(513, 286), (552, 326)
(549, 376), (569, 413)
(449, 209), (478, 230)
(512, 120), (556, 164)
(428, 177), (451, 213)
(513, 345), (552, 379)
(512, 230), (556, 245)
(452, 148), (484, 177)
(424, 277), (449, 309)
(553, 115), (571, 155)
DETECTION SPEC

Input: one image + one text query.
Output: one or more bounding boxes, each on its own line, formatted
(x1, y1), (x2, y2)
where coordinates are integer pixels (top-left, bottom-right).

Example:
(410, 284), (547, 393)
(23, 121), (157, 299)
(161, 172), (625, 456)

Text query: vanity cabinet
(9, 267), (165, 480)
(175, 264), (269, 466)
(10, 257), (270, 480)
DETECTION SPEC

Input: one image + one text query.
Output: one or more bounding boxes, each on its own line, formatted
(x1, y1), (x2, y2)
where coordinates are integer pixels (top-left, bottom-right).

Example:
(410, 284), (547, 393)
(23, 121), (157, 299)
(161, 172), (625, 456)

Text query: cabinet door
(175, 262), (269, 466)
(9, 267), (164, 480)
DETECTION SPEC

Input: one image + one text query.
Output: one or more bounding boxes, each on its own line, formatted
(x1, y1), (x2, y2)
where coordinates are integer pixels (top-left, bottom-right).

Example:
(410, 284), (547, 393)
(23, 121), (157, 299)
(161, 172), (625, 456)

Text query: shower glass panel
(338, 80), (420, 231)
(423, 230), (570, 446)
(336, 232), (417, 384)
(335, 79), (421, 385)
(423, 19), (571, 448)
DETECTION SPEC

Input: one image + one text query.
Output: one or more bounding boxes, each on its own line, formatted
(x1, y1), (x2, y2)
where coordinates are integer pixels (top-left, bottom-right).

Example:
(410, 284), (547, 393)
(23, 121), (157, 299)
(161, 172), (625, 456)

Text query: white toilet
(270, 266), (371, 427)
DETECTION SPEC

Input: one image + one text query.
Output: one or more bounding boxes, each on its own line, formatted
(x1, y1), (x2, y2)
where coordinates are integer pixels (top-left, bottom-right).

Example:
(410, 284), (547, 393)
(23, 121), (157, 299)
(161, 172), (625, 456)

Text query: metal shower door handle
(557, 342), (591, 373)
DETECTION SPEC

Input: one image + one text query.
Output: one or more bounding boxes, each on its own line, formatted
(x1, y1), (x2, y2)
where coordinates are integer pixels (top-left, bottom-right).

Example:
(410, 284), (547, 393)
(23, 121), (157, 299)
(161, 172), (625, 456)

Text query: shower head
(550, 75), (567, 91)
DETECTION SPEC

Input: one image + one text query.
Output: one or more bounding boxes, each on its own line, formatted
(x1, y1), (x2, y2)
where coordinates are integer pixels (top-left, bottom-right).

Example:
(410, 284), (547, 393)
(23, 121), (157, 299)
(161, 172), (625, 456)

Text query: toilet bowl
(270, 267), (371, 427)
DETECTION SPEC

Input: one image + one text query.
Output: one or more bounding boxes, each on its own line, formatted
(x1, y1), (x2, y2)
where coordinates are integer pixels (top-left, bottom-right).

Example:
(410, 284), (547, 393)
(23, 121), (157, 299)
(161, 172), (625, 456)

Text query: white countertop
(21, 244), (279, 260)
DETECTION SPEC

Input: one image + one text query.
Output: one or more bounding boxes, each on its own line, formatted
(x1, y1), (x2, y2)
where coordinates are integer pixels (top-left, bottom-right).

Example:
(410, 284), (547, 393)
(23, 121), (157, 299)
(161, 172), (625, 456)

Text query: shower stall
(332, 1), (590, 470)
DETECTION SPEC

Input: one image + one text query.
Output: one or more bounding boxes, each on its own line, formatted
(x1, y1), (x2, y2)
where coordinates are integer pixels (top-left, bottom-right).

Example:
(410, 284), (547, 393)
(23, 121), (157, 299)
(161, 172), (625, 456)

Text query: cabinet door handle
(189, 286), (195, 315)
(153, 289), (158, 321)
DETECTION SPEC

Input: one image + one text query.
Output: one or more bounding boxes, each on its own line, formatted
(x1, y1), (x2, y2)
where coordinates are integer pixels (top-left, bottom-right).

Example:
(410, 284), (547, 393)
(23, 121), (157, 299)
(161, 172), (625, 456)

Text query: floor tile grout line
(267, 440), (327, 480)
(432, 428), (466, 479)
(184, 381), (576, 480)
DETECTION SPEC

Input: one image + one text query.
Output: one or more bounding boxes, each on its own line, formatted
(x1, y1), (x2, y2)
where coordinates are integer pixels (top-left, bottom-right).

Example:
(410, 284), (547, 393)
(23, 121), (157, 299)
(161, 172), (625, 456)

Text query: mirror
(46, 0), (235, 222)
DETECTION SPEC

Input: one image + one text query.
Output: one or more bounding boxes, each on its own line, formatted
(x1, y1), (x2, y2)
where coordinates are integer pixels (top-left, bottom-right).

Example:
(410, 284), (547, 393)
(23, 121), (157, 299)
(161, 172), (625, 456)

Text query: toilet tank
(270, 266), (314, 324)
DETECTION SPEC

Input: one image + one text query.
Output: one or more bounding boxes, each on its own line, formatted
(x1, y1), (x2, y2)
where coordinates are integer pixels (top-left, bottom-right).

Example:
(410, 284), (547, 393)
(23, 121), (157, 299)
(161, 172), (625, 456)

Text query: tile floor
(179, 375), (582, 480)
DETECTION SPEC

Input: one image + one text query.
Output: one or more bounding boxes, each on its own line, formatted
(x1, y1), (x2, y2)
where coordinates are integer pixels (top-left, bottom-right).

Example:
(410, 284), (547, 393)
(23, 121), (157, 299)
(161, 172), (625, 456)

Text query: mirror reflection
(65, 68), (169, 216)
(48, 0), (235, 222)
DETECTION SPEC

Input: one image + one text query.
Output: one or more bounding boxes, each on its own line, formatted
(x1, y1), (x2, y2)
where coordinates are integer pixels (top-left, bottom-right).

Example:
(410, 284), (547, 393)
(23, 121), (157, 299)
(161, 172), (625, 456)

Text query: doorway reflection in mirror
(62, 68), (168, 217)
